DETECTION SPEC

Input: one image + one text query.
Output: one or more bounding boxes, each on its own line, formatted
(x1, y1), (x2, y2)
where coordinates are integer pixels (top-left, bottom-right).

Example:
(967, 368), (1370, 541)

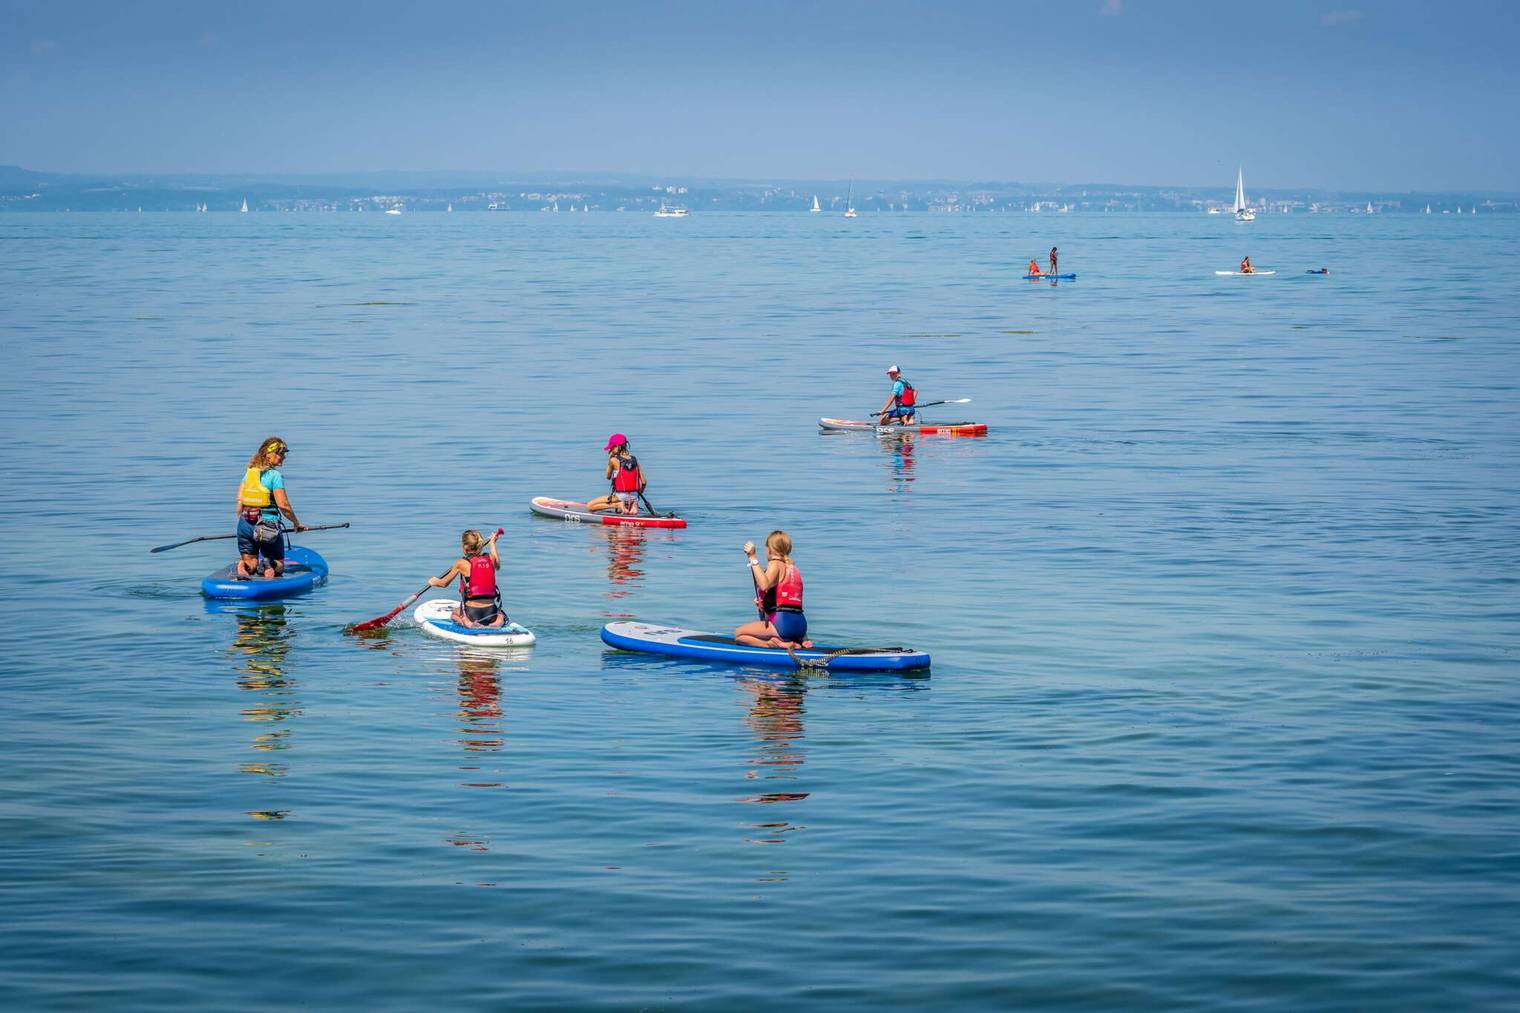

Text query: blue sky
(3, 0), (1517, 189)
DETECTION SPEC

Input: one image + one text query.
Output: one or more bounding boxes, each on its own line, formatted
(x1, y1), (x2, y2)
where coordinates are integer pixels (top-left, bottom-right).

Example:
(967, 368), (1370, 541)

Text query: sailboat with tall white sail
(844, 180), (858, 218)
(1232, 168), (1254, 222)
(811, 195), (821, 213)
(240, 197), (249, 213)
(1425, 204), (1431, 214)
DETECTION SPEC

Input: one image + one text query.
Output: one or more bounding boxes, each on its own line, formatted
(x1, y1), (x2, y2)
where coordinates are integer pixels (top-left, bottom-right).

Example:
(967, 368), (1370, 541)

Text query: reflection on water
(880, 431), (917, 488)
(455, 650), (504, 760)
(446, 649), (512, 855)
(221, 604), (299, 821)
(737, 675), (810, 853)
(592, 525), (649, 599)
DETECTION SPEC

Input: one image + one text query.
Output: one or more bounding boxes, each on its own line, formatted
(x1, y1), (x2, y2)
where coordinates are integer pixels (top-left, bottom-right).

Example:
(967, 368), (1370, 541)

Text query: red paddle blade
(347, 605), (404, 633)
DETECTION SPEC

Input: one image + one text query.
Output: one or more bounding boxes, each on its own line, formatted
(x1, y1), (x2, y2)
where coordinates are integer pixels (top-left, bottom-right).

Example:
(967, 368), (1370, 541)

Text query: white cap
(886, 364), (900, 374)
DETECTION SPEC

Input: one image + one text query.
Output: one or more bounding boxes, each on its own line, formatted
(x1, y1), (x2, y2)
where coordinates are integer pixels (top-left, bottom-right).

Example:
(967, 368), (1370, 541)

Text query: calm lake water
(2, 210), (1517, 1009)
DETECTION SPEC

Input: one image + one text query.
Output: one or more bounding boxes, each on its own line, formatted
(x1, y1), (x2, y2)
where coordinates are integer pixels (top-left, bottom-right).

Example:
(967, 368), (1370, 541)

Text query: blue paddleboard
(601, 621), (931, 672)
(1024, 273), (1076, 280)
(201, 545), (329, 600)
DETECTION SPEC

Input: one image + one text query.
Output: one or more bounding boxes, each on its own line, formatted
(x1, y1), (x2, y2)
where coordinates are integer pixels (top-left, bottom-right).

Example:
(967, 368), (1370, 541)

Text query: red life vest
(897, 378), (916, 407)
(459, 553), (498, 601)
(611, 452), (642, 493)
(774, 562), (804, 610)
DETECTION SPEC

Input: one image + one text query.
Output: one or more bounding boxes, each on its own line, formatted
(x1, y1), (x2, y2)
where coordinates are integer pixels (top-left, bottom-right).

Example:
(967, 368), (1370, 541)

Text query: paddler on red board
(735, 531), (812, 649)
(877, 365), (918, 425)
(427, 529), (505, 628)
(587, 434), (646, 515)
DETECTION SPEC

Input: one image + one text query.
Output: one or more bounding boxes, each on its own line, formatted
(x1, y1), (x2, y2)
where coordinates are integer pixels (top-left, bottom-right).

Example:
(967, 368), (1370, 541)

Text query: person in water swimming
(735, 530), (811, 649)
(1240, 256), (1255, 274)
(587, 434), (646, 515)
(1310, 267), (1329, 275)
(235, 436), (305, 580)
(428, 529), (505, 628)
(877, 365), (918, 425)
(1027, 258), (1042, 277)
(1049, 247), (1058, 273)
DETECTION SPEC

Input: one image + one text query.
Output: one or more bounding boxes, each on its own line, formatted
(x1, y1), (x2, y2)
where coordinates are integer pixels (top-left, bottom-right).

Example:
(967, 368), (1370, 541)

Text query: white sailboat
(240, 197), (249, 213)
(1425, 204), (1431, 214)
(844, 180), (858, 218)
(385, 204), (403, 215)
(654, 201), (688, 217)
(811, 195), (821, 213)
(1365, 201), (1374, 214)
(1233, 168), (1254, 222)
(447, 203), (453, 213)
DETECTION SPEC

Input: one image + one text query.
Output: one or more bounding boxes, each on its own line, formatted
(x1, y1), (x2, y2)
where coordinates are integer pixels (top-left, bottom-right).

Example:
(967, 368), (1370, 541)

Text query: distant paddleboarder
(878, 365), (918, 424)
(1026, 258), (1042, 277)
(1049, 247), (1058, 273)
(587, 434), (647, 515)
(1240, 256), (1255, 275)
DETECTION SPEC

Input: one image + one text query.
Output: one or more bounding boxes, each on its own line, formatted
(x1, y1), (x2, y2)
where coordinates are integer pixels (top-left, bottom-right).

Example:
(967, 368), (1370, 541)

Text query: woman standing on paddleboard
(587, 434), (647, 516)
(735, 531), (812, 649)
(427, 529), (505, 628)
(236, 437), (304, 579)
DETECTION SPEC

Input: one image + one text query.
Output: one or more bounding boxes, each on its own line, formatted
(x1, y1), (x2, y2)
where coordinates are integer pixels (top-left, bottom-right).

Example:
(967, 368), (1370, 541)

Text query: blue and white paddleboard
(201, 545), (328, 600)
(600, 621), (930, 672)
(413, 599), (536, 648)
(1023, 273), (1077, 280)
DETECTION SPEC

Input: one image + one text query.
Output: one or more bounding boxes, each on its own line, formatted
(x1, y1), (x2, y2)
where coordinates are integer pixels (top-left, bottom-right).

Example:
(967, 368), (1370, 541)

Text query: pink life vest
(774, 562), (804, 610)
(459, 553), (498, 601)
(612, 452), (642, 493)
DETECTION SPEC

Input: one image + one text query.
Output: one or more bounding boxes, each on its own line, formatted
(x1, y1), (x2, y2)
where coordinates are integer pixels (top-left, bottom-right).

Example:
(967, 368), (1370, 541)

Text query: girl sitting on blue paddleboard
(236, 436), (305, 580)
(587, 434), (646, 516)
(427, 529), (505, 628)
(735, 531), (812, 649)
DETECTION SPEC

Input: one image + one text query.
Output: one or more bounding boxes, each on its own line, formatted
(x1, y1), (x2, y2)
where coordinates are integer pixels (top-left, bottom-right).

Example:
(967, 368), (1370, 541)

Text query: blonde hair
(247, 436), (288, 470)
(461, 529), (485, 555)
(765, 530), (792, 561)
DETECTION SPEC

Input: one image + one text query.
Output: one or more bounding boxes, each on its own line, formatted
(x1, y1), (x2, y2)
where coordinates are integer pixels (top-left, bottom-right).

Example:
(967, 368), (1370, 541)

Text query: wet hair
(247, 436), (288, 470)
(766, 530), (792, 561)
(461, 529), (484, 555)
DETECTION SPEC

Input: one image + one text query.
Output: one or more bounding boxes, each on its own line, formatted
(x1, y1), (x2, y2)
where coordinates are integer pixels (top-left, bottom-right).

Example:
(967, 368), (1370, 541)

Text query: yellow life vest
(239, 467), (272, 508)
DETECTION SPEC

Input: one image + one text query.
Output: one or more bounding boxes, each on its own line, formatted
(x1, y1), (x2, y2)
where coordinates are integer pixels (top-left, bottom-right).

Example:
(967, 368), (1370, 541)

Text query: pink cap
(603, 433), (628, 451)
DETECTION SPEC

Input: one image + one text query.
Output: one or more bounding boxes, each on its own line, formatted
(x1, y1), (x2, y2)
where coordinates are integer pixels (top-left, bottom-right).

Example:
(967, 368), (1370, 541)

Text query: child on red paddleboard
(587, 434), (647, 515)
(735, 531), (812, 649)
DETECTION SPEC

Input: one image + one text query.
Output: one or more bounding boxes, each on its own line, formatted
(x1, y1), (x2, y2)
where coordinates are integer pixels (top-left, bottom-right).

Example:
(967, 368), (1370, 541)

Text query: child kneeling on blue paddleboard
(736, 531), (812, 649)
(428, 529), (505, 628)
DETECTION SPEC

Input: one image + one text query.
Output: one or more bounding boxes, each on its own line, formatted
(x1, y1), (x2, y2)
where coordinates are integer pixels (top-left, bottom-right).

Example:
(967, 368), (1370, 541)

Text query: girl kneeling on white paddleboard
(427, 529), (505, 628)
(735, 531), (812, 649)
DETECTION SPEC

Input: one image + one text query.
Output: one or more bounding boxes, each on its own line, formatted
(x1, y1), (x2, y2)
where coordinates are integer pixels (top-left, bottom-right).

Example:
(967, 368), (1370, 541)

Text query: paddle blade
(347, 605), (405, 633)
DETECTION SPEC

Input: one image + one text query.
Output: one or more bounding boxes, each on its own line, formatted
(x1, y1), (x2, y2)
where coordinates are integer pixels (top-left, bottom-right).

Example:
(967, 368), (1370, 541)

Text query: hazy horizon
(4, 0), (1519, 191)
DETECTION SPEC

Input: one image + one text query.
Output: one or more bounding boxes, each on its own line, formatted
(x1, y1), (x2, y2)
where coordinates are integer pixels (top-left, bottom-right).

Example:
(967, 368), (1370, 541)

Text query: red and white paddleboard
(529, 496), (687, 529)
(819, 418), (989, 436)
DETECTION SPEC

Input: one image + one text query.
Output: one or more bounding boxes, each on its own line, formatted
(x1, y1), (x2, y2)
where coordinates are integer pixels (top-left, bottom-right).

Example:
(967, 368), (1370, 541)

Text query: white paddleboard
(413, 599), (536, 648)
(1214, 270), (1277, 276)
